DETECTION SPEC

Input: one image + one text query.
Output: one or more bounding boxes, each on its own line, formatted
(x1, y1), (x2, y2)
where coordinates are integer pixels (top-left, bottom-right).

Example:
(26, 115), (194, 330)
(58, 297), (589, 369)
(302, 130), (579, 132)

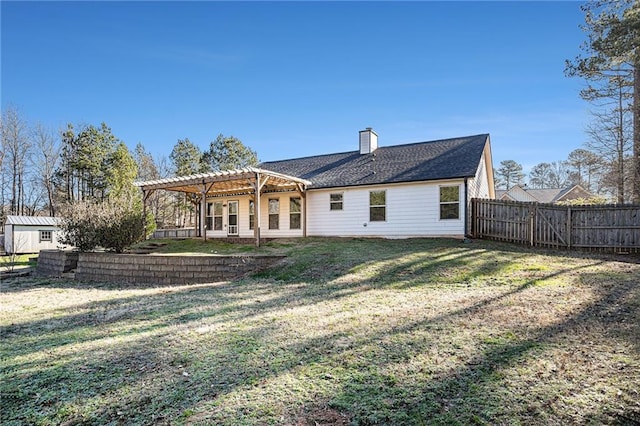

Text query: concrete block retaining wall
(36, 250), (79, 277)
(74, 252), (285, 285)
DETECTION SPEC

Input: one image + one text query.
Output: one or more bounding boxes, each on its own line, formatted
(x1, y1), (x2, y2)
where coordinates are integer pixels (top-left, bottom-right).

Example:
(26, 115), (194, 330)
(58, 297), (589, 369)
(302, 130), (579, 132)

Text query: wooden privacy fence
(151, 228), (196, 239)
(471, 198), (640, 253)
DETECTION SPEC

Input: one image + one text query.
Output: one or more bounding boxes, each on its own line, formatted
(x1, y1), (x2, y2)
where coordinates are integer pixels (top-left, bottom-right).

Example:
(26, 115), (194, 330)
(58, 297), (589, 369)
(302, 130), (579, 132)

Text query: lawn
(1, 238), (639, 425)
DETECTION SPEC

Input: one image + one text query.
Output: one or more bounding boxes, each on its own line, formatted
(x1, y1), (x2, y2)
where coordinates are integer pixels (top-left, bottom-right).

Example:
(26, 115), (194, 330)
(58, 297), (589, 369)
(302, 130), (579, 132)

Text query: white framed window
(290, 197), (301, 229)
(206, 203), (213, 230)
(269, 198), (279, 229)
(39, 230), (52, 242)
(330, 193), (343, 210)
(249, 200), (255, 230)
(369, 190), (386, 221)
(440, 186), (460, 219)
(207, 201), (224, 230)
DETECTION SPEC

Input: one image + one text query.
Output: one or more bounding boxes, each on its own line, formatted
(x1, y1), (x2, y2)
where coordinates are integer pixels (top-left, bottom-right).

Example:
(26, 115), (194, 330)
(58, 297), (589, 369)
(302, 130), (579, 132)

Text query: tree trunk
(618, 79), (626, 203)
(633, 58), (640, 203)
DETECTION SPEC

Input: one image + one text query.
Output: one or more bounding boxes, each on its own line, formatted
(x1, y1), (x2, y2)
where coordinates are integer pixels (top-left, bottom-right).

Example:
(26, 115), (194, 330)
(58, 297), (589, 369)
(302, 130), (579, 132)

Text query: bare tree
(32, 122), (61, 216)
(548, 161), (572, 188)
(566, 148), (602, 191)
(1, 106), (32, 215)
(585, 75), (633, 202)
(528, 163), (554, 189)
(566, 0), (638, 201)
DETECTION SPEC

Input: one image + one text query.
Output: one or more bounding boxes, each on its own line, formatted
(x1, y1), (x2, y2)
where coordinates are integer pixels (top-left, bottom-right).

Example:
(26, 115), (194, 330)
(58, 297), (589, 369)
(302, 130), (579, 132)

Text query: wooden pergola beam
(135, 167), (311, 247)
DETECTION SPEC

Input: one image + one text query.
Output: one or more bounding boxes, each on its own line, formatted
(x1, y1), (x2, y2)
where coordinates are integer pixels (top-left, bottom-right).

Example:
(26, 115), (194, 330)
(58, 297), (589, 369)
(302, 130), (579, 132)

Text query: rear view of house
(3, 216), (63, 254)
(137, 129), (495, 244)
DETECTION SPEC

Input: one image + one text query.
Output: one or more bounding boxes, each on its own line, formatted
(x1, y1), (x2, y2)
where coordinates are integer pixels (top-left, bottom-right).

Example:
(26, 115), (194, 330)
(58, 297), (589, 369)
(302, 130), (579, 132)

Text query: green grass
(1, 238), (639, 425)
(0, 253), (37, 271)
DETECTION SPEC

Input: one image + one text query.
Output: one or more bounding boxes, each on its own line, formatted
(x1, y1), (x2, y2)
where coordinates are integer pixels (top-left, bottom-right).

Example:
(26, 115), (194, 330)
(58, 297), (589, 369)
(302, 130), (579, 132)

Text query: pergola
(136, 167), (311, 247)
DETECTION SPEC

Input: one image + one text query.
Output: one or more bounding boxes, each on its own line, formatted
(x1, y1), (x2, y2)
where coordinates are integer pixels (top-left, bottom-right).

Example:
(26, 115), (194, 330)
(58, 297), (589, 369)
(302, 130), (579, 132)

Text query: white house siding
(4, 224), (63, 254)
(468, 151), (492, 200)
(306, 181), (466, 238)
(205, 193), (304, 239)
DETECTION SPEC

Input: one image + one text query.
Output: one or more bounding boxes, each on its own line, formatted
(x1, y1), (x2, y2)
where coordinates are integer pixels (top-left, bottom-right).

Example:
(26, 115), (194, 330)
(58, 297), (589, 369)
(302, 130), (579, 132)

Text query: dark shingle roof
(259, 134), (489, 189)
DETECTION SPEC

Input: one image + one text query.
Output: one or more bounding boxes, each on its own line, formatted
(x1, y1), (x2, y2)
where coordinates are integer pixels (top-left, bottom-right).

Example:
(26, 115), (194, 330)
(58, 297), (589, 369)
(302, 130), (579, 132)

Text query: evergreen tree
(202, 134), (259, 172)
(566, 0), (639, 201)
(107, 142), (138, 200)
(495, 160), (524, 190)
(169, 138), (205, 176)
(55, 122), (120, 202)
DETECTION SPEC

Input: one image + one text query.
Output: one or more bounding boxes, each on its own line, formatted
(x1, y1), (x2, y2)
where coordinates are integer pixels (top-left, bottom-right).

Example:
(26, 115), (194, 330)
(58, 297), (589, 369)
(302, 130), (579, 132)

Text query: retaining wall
(74, 252), (284, 285)
(36, 250), (79, 277)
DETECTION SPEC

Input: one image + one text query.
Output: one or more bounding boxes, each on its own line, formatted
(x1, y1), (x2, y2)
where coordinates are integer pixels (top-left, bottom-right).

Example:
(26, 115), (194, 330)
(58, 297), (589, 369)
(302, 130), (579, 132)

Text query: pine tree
(566, 0), (639, 202)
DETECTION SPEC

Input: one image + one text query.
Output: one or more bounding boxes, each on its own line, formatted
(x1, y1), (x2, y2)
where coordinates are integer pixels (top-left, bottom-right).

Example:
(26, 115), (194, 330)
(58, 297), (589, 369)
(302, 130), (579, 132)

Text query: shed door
(227, 201), (239, 236)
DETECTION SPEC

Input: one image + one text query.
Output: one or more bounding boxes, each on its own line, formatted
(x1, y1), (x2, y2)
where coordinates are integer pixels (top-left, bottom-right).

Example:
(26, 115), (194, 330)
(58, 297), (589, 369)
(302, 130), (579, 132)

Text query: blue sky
(2, 1), (589, 174)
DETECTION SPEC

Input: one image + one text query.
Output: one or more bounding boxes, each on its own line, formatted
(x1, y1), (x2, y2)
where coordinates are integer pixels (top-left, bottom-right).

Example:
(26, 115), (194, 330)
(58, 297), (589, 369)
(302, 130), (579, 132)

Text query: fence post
(567, 206), (572, 249)
(470, 198), (476, 238)
(529, 204), (536, 246)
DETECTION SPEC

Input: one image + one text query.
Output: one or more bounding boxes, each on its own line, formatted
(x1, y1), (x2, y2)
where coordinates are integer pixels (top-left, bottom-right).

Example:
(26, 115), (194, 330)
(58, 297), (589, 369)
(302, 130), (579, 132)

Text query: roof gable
(555, 185), (593, 201)
(500, 185), (595, 203)
(260, 134), (490, 189)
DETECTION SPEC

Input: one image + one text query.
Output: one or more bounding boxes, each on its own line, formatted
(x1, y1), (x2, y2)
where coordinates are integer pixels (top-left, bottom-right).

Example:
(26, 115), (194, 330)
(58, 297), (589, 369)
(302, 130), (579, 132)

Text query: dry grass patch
(1, 238), (639, 425)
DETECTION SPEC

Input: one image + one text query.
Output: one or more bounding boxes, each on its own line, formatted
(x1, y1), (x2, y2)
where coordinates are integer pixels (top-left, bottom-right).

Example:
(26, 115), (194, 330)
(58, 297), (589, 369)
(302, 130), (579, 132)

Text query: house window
(249, 200), (255, 230)
(330, 193), (343, 210)
(40, 230), (52, 242)
(207, 201), (223, 230)
(369, 190), (386, 221)
(206, 203), (213, 230)
(290, 197), (301, 229)
(440, 186), (460, 219)
(269, 198), (279, 229)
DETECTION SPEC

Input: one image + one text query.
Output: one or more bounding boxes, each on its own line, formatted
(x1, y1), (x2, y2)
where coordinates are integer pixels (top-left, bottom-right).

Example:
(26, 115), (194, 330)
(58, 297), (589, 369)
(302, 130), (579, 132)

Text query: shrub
(60, 198), (155, 253)
(59, 201), (103, 252)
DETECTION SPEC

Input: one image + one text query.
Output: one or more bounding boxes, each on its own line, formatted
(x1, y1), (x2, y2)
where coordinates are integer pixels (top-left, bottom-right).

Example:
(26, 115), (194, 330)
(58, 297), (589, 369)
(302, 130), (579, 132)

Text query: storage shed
(3, 216), (64, 254)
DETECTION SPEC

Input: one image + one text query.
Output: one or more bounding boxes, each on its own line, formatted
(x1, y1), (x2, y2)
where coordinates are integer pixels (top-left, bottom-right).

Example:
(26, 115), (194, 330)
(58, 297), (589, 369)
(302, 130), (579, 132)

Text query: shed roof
(5, 215), (60, 226)
(260, 134), (490, 189)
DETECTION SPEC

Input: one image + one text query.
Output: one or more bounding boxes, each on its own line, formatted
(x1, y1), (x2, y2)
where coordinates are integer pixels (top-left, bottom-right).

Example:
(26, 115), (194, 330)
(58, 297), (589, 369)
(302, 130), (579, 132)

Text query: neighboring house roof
(499, 185), (593, 203)
(521, 188), (564, 203)
(5, 215), (60, 226)
(260, 134), (490, 189)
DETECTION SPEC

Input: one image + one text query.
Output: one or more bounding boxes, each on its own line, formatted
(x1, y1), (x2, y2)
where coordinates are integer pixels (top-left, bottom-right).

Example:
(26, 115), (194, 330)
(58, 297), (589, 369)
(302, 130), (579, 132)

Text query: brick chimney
(359, 128), (378, 154)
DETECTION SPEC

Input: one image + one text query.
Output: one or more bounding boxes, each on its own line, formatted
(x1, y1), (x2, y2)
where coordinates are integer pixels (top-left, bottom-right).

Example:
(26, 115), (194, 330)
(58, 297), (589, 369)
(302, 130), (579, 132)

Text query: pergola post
(199, 181), (217, 241)
(295, 183), (307, 238)
(253, 172), (269, 248)
(200, 193), (207, 241)
(142, 189), (155, 239)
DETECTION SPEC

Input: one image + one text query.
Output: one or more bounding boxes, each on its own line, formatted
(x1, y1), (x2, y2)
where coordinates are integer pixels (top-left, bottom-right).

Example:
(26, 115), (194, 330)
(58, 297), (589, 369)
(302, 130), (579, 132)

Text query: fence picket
(471, 199), (640, 253)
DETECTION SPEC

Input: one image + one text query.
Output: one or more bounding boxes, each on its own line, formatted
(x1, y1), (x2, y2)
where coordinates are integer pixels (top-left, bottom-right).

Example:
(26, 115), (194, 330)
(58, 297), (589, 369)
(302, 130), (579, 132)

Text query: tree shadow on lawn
(0, 238), (612, 364)
(3, 240), (639, 424)
(1, 241), (534, 365)
(325, 270), (640, 425)
(0, 241), (497, 345)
